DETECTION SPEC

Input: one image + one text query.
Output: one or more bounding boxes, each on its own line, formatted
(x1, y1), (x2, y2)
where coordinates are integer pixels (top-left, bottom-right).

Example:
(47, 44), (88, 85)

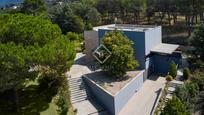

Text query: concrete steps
(69, 77), (92, 104)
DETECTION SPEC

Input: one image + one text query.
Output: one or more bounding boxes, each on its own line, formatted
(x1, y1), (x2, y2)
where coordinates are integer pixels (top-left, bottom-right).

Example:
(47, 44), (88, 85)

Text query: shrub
(166, 75), (173, 81)
(169, 62), (177, 78)
(175, 82), (199, 112)
(175, 82), (199, 100)
(190, 72), (204, 90)
(56, 89), (68, 115)
(191, 23), (204, 59)
(56, 77), (71, 115)
(183, 68), (190, 80)
(85, 22), (93, 30)
(161, 96), (189, 115)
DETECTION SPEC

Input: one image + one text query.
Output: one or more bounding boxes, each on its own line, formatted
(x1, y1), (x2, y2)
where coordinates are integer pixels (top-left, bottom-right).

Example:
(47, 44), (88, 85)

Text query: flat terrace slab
(151, 43), (179, 54)
(85, 70), (141, 95)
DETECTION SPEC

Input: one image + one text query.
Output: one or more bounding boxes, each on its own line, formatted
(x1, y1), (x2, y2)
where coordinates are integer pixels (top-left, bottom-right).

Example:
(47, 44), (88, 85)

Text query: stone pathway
(167, 57), (185, 100)
(166, 80), (184, 100)
(66, 53), (92, 79)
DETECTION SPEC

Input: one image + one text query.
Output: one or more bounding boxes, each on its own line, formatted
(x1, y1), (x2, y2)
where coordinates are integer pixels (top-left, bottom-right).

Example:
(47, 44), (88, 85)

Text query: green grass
(18, 84), (58, 115)
(68, 107), (75, 115)
(40, 96), (59, 115)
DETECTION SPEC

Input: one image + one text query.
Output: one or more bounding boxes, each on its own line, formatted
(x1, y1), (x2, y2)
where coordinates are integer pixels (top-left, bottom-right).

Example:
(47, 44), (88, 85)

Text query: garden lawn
(40, 97), (59, 115)
(0, 79), (75, 115)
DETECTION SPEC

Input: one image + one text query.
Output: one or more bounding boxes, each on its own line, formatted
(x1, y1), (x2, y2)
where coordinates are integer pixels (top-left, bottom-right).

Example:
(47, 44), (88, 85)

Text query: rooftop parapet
(93, 24), (159, 32)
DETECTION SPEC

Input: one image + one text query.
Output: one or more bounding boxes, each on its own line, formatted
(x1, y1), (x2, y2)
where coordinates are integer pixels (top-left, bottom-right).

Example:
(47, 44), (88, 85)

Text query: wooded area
(0, 0), (204, 115)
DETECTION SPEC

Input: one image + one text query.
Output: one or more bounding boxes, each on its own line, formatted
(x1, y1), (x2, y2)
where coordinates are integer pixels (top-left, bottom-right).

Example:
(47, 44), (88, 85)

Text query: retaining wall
(83, 76), (115, 115)
(83, 70), (145, 115)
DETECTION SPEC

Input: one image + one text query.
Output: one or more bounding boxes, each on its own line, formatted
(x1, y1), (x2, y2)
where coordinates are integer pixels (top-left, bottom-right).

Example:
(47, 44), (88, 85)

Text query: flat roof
(93, 24), (159, 32)
(151, 43), (179, 54)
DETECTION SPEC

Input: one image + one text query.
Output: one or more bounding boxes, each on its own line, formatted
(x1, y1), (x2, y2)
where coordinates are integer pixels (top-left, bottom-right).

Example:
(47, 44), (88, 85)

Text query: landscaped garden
(157, 23), (204, 115)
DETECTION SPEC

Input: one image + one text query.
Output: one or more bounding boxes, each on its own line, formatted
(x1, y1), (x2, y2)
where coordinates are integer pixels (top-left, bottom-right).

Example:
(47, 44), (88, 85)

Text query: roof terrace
(93, 24), (158, 32)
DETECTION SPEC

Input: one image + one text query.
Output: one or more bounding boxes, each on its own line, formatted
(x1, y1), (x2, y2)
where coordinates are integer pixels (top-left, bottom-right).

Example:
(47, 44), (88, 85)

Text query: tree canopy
(0, 43), (33, 92)
(161, 96), (189, 115)
(190, 72), (204, 90)
(0, 13), (76, 92)
(0, 13), (61, 46)
(191, 23), (204, 59)
(101, 31), (139, 77)
(175, 82), (200, 112)
(50, 4), (85, 34)
(21, 0), (47, 16)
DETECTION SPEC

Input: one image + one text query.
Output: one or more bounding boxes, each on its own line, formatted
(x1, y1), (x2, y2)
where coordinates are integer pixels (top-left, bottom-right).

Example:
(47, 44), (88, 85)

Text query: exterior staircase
(68, 77), (92, 104)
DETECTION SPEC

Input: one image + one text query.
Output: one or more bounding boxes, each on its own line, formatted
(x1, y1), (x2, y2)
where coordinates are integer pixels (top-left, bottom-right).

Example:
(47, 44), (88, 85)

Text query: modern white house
(85, 24), (182, 75)
(69, 24), (182, 115)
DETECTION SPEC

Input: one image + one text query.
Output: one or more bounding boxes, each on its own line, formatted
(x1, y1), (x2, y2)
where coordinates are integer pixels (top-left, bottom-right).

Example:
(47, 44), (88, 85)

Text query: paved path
(166, 80), (184, 100)
(119, 76), (166, 115)
(73, 99), (109, 115)
(66, 53), (92, 79)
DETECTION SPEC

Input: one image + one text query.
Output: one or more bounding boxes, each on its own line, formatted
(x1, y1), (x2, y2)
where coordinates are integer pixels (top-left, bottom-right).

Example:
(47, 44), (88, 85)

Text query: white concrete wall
(84, 30), (99, 63)
(145, 26), (162, 56)
(114, 70), (145, 115)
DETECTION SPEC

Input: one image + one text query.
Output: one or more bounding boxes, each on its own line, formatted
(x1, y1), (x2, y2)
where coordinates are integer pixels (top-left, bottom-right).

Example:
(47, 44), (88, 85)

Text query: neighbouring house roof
(151, 43), (179, 54)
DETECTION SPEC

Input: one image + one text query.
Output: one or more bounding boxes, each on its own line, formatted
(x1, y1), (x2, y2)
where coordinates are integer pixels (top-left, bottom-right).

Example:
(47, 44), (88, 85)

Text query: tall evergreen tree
(21, 0), (47, 16)
(191, 23), (204, 59)
(169, 62), (177, 78)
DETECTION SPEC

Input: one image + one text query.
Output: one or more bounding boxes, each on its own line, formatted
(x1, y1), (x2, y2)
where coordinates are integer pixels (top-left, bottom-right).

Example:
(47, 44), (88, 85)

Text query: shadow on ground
(87, 99), (109, 115)
(150, 88), (162, 115)
(147, 74), (165, 81)
(0, 84), (58, 115)
(74, 54), (87, 65)
(85, 71), (130, 85)
(18, 85), (58, 115)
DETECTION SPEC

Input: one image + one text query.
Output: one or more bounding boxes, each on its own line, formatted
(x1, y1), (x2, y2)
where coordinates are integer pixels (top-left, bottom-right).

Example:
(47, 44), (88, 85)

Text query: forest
(0, 0), (204, 115)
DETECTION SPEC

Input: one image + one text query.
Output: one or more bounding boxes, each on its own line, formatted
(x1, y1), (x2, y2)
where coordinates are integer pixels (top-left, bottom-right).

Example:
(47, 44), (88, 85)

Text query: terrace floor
(85, 70), (141, 95)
